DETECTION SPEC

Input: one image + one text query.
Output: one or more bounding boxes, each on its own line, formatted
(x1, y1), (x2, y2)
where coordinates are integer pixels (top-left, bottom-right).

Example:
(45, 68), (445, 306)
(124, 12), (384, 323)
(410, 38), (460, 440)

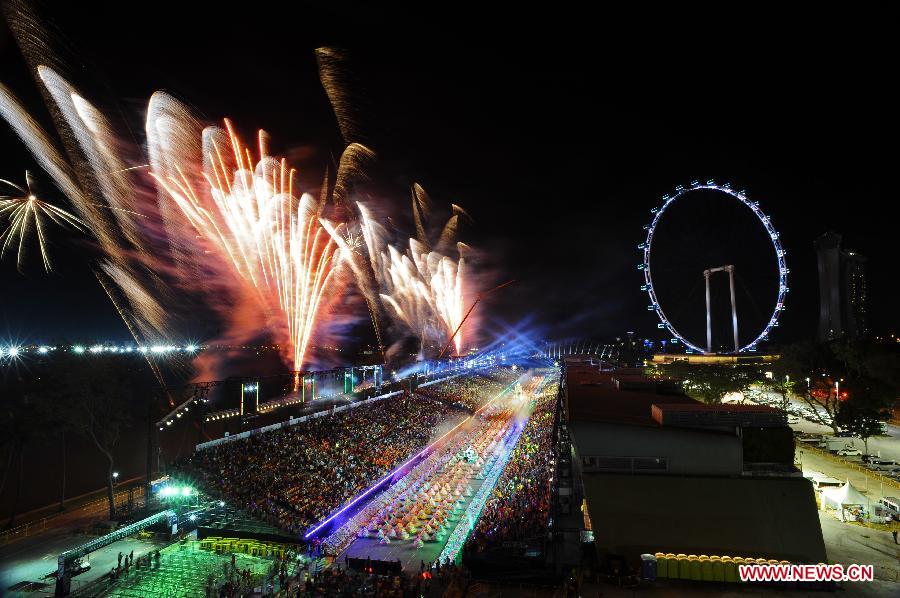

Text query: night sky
(1, 2), (896, 350)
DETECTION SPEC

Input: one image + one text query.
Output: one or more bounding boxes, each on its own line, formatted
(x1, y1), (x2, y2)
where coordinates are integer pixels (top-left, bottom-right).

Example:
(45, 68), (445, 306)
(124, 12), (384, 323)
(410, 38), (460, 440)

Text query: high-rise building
(814, 232), (867, 340)
(842, 250), (867, 337)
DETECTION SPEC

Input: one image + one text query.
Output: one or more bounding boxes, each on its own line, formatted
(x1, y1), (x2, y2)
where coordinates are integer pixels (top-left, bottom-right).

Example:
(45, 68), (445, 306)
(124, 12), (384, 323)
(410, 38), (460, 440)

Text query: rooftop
(582, 473), (826, 564)
(565, 361), (697, 427)
(651, 403), (780, 413)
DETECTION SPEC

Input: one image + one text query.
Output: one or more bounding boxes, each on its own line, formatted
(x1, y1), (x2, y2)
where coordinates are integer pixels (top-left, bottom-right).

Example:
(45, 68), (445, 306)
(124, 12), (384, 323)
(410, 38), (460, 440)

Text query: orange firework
(151, 120), (339, 371)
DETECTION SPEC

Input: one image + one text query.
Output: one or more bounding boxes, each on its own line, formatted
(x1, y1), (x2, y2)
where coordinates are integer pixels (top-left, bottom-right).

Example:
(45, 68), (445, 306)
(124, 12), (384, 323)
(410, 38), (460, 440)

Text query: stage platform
(338, 453), (495, 571)
(330, 394), (529, 572)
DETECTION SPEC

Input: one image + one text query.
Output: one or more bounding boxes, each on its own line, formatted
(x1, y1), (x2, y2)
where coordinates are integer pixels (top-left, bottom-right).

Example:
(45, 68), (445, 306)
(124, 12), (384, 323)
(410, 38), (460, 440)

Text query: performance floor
(329, 386), (529, 572)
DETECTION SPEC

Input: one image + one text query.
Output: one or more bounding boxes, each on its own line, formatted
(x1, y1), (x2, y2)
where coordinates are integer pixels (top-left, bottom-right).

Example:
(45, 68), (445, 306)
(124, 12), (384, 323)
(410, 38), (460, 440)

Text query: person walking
(892, 530), (898, 544)
(117, 552), (123, 567)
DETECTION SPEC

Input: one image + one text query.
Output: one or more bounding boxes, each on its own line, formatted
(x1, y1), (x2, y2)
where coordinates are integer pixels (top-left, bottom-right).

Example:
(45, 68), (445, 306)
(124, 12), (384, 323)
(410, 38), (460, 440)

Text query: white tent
(821, 482), (868, 518)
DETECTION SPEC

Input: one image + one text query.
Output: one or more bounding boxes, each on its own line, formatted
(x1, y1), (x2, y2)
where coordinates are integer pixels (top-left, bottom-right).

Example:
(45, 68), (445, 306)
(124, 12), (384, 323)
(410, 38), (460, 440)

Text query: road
(727, 390), (900, 463)
(797, 449), (895, 506)
(0, 526), (166, 597)
(818, 513), (899, 584)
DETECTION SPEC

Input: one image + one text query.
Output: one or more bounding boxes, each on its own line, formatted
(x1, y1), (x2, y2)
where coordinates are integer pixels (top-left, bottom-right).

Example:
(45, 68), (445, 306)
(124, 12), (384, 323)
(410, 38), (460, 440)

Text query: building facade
(814, 232), (867, 340)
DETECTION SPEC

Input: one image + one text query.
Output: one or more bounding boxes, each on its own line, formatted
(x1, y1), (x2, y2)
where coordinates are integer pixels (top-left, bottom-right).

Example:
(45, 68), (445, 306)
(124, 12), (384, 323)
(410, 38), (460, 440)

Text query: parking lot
(730, 388), (900, 475)
(796, 441), (900, 588)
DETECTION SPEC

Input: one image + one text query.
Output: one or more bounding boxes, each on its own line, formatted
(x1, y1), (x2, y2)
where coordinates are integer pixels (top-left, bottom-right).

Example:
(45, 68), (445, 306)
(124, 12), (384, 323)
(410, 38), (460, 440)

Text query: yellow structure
(651, 551), (829, 584)
(199, 536), (294, 561)
(650, 353), (779, 365)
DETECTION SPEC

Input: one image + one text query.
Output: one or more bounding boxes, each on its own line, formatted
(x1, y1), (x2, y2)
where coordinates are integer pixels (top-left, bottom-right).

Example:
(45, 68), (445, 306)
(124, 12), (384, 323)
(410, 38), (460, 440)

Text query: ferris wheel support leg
(705, 270), (712, 354)
(728, 265), (739, 353)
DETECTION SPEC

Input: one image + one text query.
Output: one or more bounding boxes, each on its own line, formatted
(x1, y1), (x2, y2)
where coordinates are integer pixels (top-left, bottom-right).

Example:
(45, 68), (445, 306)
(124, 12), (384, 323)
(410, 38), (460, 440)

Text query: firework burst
(0, 171), (85, 272)
(0, 0), (477, 373)
(1, 69), (349, 375)
(151, 120), (341, 371)
(326, 192), (468, 359)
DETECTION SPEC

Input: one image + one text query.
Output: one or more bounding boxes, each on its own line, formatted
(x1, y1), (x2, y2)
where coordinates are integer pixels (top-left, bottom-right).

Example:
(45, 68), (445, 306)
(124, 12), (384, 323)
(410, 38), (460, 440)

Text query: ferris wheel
(638, 180), (789, 354)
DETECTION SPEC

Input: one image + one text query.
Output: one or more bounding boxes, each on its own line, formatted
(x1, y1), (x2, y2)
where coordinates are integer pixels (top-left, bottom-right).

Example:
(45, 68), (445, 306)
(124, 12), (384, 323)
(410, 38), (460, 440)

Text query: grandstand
(10, 366), (560, 597)
(113, 366), (559, 591)
(414, 368), (520, 412)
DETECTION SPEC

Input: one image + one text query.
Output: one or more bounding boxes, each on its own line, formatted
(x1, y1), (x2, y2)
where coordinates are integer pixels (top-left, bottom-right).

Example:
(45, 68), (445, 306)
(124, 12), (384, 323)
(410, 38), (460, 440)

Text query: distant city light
(18, 343), (200, 358)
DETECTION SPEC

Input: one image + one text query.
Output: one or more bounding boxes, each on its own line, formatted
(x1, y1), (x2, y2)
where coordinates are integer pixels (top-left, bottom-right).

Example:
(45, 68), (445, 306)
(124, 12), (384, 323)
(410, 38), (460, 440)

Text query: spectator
(465, 383), (556, 556)
(187, 393), (463, 535)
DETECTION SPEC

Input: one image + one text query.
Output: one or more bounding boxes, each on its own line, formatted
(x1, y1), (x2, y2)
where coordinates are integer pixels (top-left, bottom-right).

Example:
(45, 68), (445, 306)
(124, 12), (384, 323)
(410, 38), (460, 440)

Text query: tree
(30, 355), (132, 520)
(836, 389), (890, 455)
(775, 339), (900, 435)
(776, 341), (843, 433)
(763, 359), (796, 412)
(27, 377), (74, 512)
(656, 361), (761, 405)
(1, 378), (42, 529)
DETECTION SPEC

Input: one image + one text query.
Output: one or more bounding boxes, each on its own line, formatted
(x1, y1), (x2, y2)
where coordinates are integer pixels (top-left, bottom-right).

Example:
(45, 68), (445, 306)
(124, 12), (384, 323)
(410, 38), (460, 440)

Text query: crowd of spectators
(464, 380), (558, 556)
(189, 393), (465, 535)
(280, 559), (468, 597)
(416, 367), (519, 412)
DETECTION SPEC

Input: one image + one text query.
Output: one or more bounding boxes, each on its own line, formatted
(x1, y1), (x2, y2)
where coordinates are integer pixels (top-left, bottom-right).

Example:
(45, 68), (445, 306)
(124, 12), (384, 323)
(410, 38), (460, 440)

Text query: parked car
(71, 559), (91, 577)
(803, 409), (821, 420)
(837, 448), (862, 457)
(867, 459), (900, 471)
(835, 429), (854, 437)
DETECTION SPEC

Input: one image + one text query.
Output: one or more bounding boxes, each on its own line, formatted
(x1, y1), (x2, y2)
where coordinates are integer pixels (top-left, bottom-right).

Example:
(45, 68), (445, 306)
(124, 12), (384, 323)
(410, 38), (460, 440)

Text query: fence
(0, 484), (146, 547)
(195, 390), (401, 452)
(797, 442), (900, 491)
(195, 373), (463, 452)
